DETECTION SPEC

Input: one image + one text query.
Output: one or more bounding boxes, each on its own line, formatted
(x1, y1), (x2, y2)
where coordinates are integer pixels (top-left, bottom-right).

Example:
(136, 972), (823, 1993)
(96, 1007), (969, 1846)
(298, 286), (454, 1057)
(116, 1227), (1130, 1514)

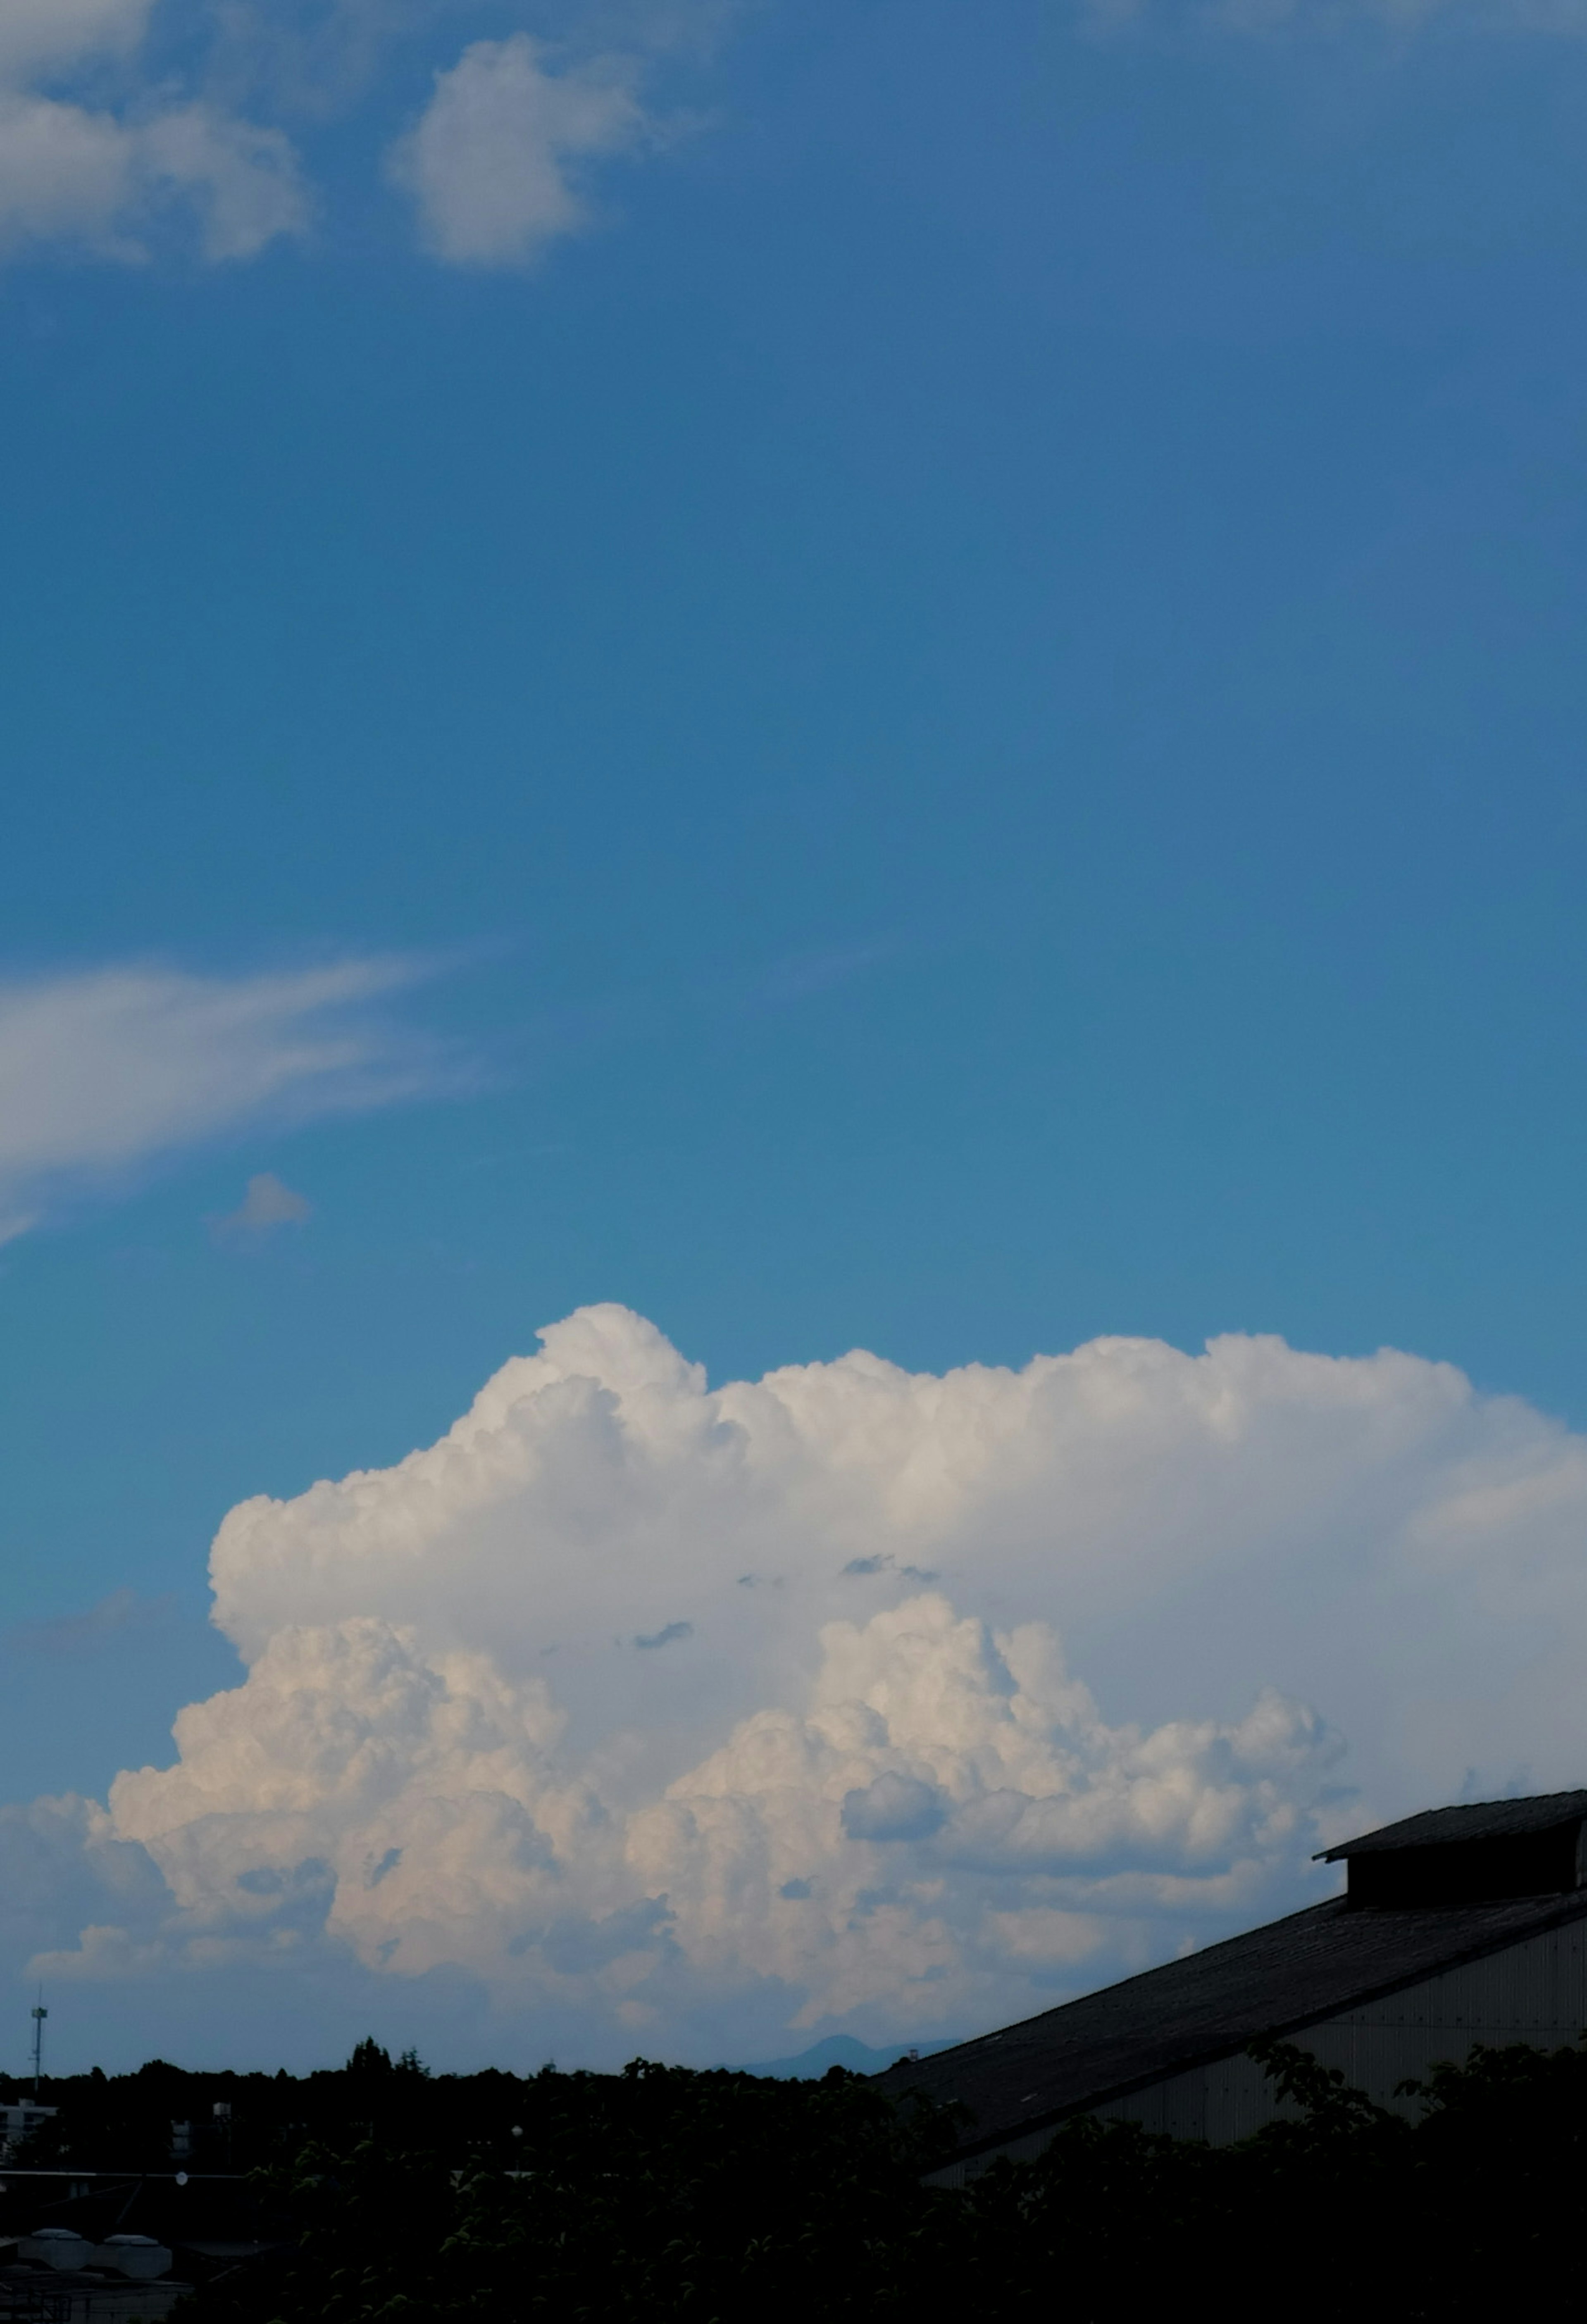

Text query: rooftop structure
(1318, 1788), (1587, 1904)
(0, 2109), (55, 2164)
(877, 1790), (1587, 2178)
(0, 2167), (270, 2322)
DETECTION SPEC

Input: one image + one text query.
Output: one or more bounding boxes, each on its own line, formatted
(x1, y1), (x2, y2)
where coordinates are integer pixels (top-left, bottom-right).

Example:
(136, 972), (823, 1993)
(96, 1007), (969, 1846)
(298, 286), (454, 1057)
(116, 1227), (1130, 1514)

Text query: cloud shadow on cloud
(841, 1774), (948, 1844)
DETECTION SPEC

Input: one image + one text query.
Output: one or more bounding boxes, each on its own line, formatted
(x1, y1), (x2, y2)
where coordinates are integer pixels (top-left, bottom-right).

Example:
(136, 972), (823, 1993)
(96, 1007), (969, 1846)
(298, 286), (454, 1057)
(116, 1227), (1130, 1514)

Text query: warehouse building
(877, 1789), (1587, 2180)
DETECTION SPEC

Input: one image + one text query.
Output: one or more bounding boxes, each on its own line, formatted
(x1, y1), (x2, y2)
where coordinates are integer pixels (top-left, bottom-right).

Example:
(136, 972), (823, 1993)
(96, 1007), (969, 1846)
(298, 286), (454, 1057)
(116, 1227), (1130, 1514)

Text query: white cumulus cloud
(0, 957), (452, 1241)
(0, 0), (153, 81)
(389, 33), (649, 267)
(0, 92), (135, 250)
(0, 0), (307, 260)
(14, 1305), (1587, 2063)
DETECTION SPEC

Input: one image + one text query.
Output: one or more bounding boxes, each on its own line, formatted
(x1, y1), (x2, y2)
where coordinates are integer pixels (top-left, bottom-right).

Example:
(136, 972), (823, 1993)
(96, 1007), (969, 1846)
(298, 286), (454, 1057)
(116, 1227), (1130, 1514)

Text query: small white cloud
(0, 956), (453, 1241)
(134, 105), (311, 262)
(212, 1172), (314, 1240)
(0, 92), (309, 262)
(0, 0), (152, 82)
(0, 94), (139, 255)
(389, 33), (648, 267)
(0, 0), (307, 264)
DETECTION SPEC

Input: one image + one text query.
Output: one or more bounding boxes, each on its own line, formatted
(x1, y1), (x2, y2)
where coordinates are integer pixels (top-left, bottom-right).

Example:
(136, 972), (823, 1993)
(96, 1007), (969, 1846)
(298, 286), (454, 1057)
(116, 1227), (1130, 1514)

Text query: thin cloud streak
(0, 955), (463, 1241)
(3, 1588), (177, 1658)
(210, 1172), (315, 1241)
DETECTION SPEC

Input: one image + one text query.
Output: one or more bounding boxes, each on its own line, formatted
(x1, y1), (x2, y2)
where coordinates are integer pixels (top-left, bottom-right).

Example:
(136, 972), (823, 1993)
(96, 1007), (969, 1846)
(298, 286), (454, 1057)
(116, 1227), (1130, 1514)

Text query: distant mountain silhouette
(734, 2033), (959, 2079)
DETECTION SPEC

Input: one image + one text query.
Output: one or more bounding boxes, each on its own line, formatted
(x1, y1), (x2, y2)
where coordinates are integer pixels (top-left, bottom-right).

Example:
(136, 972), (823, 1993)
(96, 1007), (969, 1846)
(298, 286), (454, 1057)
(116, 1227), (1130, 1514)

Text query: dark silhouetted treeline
(7, 2035), (1587, 2318)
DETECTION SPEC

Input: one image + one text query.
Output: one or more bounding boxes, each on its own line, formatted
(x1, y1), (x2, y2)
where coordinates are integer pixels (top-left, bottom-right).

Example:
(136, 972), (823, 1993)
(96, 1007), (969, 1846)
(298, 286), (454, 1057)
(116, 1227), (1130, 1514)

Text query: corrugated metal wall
(941, 1917), (1587, 2177)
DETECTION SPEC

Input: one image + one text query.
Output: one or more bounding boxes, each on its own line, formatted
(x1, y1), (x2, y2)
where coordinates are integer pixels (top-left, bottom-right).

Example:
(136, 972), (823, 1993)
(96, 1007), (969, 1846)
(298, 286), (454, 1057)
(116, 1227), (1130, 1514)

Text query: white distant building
(0, 2102), (56, 2157)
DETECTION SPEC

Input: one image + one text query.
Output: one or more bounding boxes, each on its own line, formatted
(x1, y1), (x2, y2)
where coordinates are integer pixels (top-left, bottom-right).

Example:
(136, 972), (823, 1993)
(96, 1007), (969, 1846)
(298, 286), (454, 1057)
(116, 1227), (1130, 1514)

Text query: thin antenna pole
(30, 1992), (46, 2100)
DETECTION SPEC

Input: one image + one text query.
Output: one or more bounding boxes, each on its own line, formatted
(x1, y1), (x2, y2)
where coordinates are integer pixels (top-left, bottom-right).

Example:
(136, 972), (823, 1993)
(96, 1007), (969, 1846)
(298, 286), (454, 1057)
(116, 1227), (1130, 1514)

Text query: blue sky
(6, 0), (1587, 2072)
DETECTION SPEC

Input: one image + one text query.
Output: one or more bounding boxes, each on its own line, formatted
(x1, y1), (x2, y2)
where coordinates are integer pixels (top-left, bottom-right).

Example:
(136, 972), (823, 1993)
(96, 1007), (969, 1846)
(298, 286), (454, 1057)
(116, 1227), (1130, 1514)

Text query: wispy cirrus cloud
(0, 957), (459, 1243)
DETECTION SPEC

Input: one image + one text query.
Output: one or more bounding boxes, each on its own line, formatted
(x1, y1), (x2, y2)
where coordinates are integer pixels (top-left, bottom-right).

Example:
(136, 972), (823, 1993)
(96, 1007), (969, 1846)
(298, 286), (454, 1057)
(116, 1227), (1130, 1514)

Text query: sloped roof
(1317, 1790), (1587, 1862)
(874, 1887), (1587, 2164)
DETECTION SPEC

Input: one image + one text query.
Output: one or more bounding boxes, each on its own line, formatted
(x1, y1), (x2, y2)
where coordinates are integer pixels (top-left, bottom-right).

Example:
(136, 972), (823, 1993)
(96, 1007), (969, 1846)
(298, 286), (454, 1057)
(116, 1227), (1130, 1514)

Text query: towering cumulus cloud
(15, 1307), (1587, 2062)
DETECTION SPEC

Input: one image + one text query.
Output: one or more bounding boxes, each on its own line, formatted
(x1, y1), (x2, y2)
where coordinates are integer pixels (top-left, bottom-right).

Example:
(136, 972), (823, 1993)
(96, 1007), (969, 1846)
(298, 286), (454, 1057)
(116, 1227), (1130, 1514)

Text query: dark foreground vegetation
(5, 2034), (1587, 2319)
